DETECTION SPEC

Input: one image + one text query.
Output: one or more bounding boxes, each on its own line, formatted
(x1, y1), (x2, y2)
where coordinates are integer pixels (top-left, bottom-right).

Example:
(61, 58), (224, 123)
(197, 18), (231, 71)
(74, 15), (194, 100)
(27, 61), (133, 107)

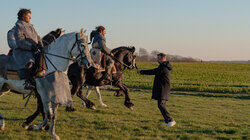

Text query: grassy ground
(0, 90), (249, 139)
(0, 62), (249, 139)
(124, 62), (249, 94)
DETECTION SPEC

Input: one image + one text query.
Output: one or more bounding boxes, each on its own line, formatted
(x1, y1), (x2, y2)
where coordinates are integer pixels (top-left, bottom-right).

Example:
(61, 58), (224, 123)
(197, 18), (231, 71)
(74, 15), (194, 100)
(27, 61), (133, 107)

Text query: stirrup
(23, 81), (35, 90)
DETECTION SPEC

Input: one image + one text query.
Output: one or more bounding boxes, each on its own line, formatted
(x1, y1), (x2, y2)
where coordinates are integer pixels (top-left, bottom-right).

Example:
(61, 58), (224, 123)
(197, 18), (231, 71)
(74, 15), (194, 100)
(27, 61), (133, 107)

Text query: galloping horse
(0, 28), (63, 129)
(67, 46), (136, 110)
(0, 29), (89, 139)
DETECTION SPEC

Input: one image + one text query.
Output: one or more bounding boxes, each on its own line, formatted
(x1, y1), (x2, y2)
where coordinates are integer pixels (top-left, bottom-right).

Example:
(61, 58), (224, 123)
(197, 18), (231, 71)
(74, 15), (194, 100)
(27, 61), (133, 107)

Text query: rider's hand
(37, 45), (44, 53)
(110, 53), (114, 57)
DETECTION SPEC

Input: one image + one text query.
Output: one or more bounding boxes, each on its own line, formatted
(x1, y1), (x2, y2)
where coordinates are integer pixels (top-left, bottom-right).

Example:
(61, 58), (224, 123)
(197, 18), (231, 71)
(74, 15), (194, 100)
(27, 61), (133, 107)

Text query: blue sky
(0, 0), (249, 61)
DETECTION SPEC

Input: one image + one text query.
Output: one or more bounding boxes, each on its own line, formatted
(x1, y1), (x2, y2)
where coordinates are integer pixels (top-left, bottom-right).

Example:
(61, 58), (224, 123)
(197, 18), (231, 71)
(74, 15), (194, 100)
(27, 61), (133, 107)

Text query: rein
(43, 33), (83, 71)
(45, 52), (76, 61)
(111, 55), (130, 68)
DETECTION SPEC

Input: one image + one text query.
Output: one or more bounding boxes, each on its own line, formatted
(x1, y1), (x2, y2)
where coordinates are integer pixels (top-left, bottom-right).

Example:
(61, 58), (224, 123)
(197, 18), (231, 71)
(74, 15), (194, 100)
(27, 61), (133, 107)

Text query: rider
(13, 8), (43, 89)
(90, 26), (114, 82)
(7, 27), (17, 56)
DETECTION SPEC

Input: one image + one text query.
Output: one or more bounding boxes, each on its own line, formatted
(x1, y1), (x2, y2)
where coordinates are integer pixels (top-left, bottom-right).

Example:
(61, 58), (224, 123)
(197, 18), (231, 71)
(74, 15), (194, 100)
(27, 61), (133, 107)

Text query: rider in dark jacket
(90, 26), (114, 82)
(136, 53), (176, 127)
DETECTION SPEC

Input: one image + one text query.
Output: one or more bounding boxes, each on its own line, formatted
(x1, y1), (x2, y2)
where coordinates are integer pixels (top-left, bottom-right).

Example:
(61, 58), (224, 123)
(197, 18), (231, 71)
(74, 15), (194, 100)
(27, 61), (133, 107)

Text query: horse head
(50, 28), (65, 38)
(42, 28), (65, 46)
(123, 46), (136, 69)
(112, 46), (136, 70)
(44, 29), (88, 73)
(69, 29), (87, 59)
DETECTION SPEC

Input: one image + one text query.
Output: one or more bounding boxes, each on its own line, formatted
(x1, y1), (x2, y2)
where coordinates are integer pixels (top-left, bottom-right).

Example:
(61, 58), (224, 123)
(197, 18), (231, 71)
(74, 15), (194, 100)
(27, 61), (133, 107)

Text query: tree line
(135, 48), (201, 62)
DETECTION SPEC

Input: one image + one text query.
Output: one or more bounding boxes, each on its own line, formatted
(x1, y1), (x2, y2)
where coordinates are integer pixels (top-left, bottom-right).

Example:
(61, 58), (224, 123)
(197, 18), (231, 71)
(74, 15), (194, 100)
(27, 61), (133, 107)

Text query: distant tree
(150, 50), (161, 61)
(138, 48), (149, 62)
(135, 48), (200, 62)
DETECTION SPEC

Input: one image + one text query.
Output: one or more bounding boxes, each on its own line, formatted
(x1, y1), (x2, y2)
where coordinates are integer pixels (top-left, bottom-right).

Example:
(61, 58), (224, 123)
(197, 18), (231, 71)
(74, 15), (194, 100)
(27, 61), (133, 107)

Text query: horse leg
(22, 94), (45, 129)
(31, 101), (51, 131)
(0, 113), (5, 131)
(85, 86), (93, 98)
(76, 87), (96, 110)
(0, 83), (10, 97)
(65, 79), (79, 112)
(115, 89), (124, 97)
(49, 103), (60, 140)
(116, 83), (134, 110)
(82, 86), (93, 107)
(94, 87), (107, 107)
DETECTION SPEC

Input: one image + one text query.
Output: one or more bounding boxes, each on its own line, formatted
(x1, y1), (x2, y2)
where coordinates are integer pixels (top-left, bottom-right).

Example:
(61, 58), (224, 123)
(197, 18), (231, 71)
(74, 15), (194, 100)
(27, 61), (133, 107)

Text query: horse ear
(57, 28), (62, 35)
(131, 46), (135, 53)
(80, 28), (83, 36)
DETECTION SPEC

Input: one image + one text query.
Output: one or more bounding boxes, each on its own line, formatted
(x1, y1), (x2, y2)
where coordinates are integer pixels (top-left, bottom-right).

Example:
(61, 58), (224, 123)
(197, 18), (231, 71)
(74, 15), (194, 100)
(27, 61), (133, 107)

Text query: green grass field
(125, 62), (249, 94)
(0, 62), (249, 139)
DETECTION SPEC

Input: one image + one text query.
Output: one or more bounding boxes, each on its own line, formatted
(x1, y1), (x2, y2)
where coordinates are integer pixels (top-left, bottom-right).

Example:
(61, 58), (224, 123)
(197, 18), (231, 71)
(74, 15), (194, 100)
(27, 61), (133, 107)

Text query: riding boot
(23, 62), (36, 90)
(98, 66), (112, 84)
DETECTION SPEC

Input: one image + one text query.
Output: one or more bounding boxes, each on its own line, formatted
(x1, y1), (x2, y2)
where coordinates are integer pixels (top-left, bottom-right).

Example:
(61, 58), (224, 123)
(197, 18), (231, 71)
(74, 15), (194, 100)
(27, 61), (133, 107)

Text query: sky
(0, 0), (249, 61)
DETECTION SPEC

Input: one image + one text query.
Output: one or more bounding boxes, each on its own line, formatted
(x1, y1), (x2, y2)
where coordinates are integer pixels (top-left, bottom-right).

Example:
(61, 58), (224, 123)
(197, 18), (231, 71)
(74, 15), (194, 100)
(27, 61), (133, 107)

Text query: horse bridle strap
(110, 55), (130, 68)
(44, 33), (83, 71)
(45, 52), (75, 61)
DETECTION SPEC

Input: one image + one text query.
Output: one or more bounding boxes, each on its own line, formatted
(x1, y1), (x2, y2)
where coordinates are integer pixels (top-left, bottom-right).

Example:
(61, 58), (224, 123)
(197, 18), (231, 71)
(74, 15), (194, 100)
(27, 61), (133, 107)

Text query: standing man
(136, 53), (176, 126)
(13, 8), (43, 89)
(90, 26), (114, 82)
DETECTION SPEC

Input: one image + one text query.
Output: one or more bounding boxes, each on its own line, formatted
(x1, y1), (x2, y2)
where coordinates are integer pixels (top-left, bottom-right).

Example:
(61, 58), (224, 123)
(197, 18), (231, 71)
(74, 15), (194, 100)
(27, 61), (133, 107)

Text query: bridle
(112, 51), (136, 70)
(43, 33), (85, 71)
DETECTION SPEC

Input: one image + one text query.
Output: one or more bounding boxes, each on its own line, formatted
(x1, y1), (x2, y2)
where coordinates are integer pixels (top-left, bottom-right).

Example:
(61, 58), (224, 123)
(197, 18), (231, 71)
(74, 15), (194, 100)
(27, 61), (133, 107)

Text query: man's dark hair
(157, 53), (167, 58)
(17, 9), (31, 20)
(96, 26), (105, 33)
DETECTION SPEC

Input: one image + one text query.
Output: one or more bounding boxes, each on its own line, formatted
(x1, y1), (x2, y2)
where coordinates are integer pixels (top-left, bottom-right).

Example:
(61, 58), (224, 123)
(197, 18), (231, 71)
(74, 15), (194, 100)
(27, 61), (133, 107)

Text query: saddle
(90, 48), (116, 73)
(0, 53), (46, 80)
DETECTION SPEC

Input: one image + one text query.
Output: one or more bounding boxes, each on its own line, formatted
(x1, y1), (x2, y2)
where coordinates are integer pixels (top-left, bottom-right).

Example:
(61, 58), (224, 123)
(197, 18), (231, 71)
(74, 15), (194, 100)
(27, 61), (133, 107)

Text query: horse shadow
(171, 92), (250, 100)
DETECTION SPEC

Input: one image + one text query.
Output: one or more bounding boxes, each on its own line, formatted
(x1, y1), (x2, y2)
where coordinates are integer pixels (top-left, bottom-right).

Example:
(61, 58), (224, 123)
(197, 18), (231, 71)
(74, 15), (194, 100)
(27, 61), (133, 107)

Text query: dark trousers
(157, 100), (173, 123)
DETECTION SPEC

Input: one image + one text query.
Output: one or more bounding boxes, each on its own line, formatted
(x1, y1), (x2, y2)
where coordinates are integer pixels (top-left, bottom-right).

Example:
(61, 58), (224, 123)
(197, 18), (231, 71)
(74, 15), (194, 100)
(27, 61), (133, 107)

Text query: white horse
(0, 29), (88, 139)
(83, 86), (107, 107)
(36, 29), (88, 140)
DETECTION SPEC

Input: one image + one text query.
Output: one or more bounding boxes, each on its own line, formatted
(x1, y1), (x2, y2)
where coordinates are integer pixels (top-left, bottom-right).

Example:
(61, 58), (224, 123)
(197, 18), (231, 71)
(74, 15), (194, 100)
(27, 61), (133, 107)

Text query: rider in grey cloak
(13, 8), (43, 89)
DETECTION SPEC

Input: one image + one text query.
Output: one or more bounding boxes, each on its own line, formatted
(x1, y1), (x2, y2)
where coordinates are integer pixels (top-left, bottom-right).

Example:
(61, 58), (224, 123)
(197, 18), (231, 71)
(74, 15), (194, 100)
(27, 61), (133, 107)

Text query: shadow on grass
(5, 118), (25, 121)
(99, 86), (249, 100)
(171, 92), (250, 100)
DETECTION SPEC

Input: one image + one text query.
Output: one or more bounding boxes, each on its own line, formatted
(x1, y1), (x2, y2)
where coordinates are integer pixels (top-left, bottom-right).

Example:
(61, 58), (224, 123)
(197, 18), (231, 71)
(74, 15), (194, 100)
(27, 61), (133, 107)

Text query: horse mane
(44, 32), (75, 51)
(111, 46), (135, 55)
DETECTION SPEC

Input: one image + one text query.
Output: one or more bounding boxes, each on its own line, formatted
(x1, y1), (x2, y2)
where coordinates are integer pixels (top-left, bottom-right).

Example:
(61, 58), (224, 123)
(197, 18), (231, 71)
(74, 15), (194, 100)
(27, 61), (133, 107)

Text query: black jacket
(140, 61), (172, 100)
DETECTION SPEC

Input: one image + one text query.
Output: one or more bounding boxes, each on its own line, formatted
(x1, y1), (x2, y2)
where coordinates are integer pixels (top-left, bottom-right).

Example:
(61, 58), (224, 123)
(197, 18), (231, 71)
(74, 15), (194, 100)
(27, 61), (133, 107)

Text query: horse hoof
(0, 126), (4, 131)
(129, 106), (134, 110)
(90, 106), (96, 110)
(0, 115), (5, 131)
(51, 134), (60, 140)
(0, 121), (4, 131)
(101, 103), (107, 107)
(65, 107), (76, 112)
(81, 102), (86, 108)
(28, 124), (41, 131)
(22, 122), (29, 130)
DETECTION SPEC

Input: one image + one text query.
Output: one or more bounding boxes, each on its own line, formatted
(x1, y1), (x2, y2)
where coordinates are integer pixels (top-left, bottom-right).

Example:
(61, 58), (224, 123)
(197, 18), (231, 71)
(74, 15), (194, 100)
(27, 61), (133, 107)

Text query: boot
(24, 76), (36, 90)
(23, 62), (36, 90)
(98, 66), (112, 84)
